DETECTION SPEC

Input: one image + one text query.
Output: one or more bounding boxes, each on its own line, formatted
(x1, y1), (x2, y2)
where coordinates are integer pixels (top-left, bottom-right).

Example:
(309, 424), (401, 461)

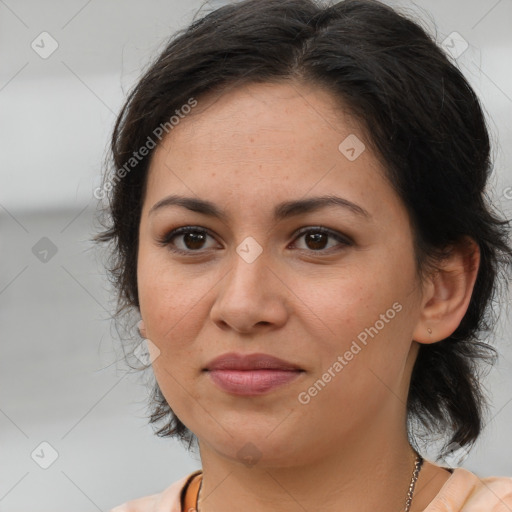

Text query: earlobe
(412, 237), (480, 345)
(137, 319), (147, 339)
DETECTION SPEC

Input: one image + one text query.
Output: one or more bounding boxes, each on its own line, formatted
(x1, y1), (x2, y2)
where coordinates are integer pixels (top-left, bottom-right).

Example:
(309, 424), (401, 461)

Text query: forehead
(143, 81), (400, 224)
(162, 80), (361, 156)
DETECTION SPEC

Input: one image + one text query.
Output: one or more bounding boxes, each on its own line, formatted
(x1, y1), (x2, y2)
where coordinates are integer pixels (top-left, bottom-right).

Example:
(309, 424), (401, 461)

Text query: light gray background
(1, 1), (511, 511)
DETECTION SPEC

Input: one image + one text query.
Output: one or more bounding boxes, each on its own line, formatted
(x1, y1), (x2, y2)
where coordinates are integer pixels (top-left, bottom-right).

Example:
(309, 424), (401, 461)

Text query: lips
(203, 352), (304, 395)
(203, 352), (303, 371)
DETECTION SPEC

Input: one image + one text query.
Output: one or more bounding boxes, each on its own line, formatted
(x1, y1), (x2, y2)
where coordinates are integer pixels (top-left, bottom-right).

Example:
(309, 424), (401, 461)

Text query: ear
(412, 236), (480, 344)
(137, 319), (147, 339)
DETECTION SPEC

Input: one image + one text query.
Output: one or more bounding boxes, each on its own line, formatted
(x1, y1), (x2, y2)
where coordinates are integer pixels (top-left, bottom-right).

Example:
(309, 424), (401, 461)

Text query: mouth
(203, 352), (305, 396)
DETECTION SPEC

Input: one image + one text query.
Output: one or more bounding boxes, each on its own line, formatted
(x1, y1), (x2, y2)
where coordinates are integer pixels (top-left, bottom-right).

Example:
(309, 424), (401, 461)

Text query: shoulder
(109, 470), (201, 512)
(424, 467), (512, 511)
(108, 466), (512, 512)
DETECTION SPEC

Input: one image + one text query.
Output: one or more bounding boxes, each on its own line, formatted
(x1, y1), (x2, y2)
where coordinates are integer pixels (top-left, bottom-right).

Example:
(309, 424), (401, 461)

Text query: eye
(157, 226), (219, 254)
(157, 225), (352, 255)
(290, 226), (352, 253)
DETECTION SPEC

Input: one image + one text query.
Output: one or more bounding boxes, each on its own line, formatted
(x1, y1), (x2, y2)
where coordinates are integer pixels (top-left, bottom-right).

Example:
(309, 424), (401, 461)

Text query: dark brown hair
(92, 0), (512, 459)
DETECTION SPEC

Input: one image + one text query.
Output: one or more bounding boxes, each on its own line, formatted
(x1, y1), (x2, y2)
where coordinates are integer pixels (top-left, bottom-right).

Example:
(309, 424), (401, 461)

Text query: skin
(136, 80), (480, 512)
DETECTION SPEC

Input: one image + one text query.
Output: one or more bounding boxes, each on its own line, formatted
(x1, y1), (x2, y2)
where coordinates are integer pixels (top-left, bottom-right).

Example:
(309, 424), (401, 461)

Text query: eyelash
(156, 225), (352, 256)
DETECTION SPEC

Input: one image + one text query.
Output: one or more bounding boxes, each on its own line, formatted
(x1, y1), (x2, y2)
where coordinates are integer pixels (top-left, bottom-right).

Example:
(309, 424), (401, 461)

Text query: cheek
(137, 244), (212, 343)
(294, 276), (413, 429)
(293, 257), (411, 340)
(295, 251), (417, 382)
(136, 253), (216, 416)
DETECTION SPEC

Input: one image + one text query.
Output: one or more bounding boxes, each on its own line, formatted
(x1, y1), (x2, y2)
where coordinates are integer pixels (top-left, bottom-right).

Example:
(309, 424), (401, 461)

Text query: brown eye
(304, 231), (329, 250)
(157, 226), (219, 254)
(291, 227), (352, 253)
(157, 225), (352, 256)
(180, 230), (208, 250)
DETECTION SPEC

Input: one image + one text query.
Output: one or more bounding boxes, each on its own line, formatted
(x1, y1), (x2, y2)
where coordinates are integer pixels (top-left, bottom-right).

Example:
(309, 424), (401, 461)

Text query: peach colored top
(111, 466), (512, 512)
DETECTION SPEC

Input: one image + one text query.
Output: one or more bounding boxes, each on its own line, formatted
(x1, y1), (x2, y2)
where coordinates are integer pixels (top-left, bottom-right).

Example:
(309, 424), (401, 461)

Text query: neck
(196, 410), (421, 512)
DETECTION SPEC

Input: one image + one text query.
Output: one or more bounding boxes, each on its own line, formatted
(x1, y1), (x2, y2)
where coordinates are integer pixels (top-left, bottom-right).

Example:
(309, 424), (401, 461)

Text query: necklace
(405, 452), (424, 512)
(195, 452), (424, 512)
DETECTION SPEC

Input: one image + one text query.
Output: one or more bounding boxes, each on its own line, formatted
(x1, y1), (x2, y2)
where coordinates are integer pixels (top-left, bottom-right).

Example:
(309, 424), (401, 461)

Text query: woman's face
(137, 81), (427, 467)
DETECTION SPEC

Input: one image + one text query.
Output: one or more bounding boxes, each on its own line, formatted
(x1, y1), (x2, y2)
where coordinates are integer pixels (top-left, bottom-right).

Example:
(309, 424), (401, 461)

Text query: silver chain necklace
(195, 452), (424, 512)
(405, 452), (424, 512)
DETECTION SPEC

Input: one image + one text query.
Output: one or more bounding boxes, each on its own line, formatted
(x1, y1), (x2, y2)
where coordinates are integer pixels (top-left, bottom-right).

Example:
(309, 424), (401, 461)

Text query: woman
(94, 0), (512, 510)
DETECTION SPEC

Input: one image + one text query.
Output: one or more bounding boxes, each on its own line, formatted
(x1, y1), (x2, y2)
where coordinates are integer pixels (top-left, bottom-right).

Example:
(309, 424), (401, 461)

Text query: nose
(209, 243), (290, 334)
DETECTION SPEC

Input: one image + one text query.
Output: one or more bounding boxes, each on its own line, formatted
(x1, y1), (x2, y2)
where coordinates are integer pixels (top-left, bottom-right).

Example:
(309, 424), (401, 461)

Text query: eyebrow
(148, 194), (371, 221)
